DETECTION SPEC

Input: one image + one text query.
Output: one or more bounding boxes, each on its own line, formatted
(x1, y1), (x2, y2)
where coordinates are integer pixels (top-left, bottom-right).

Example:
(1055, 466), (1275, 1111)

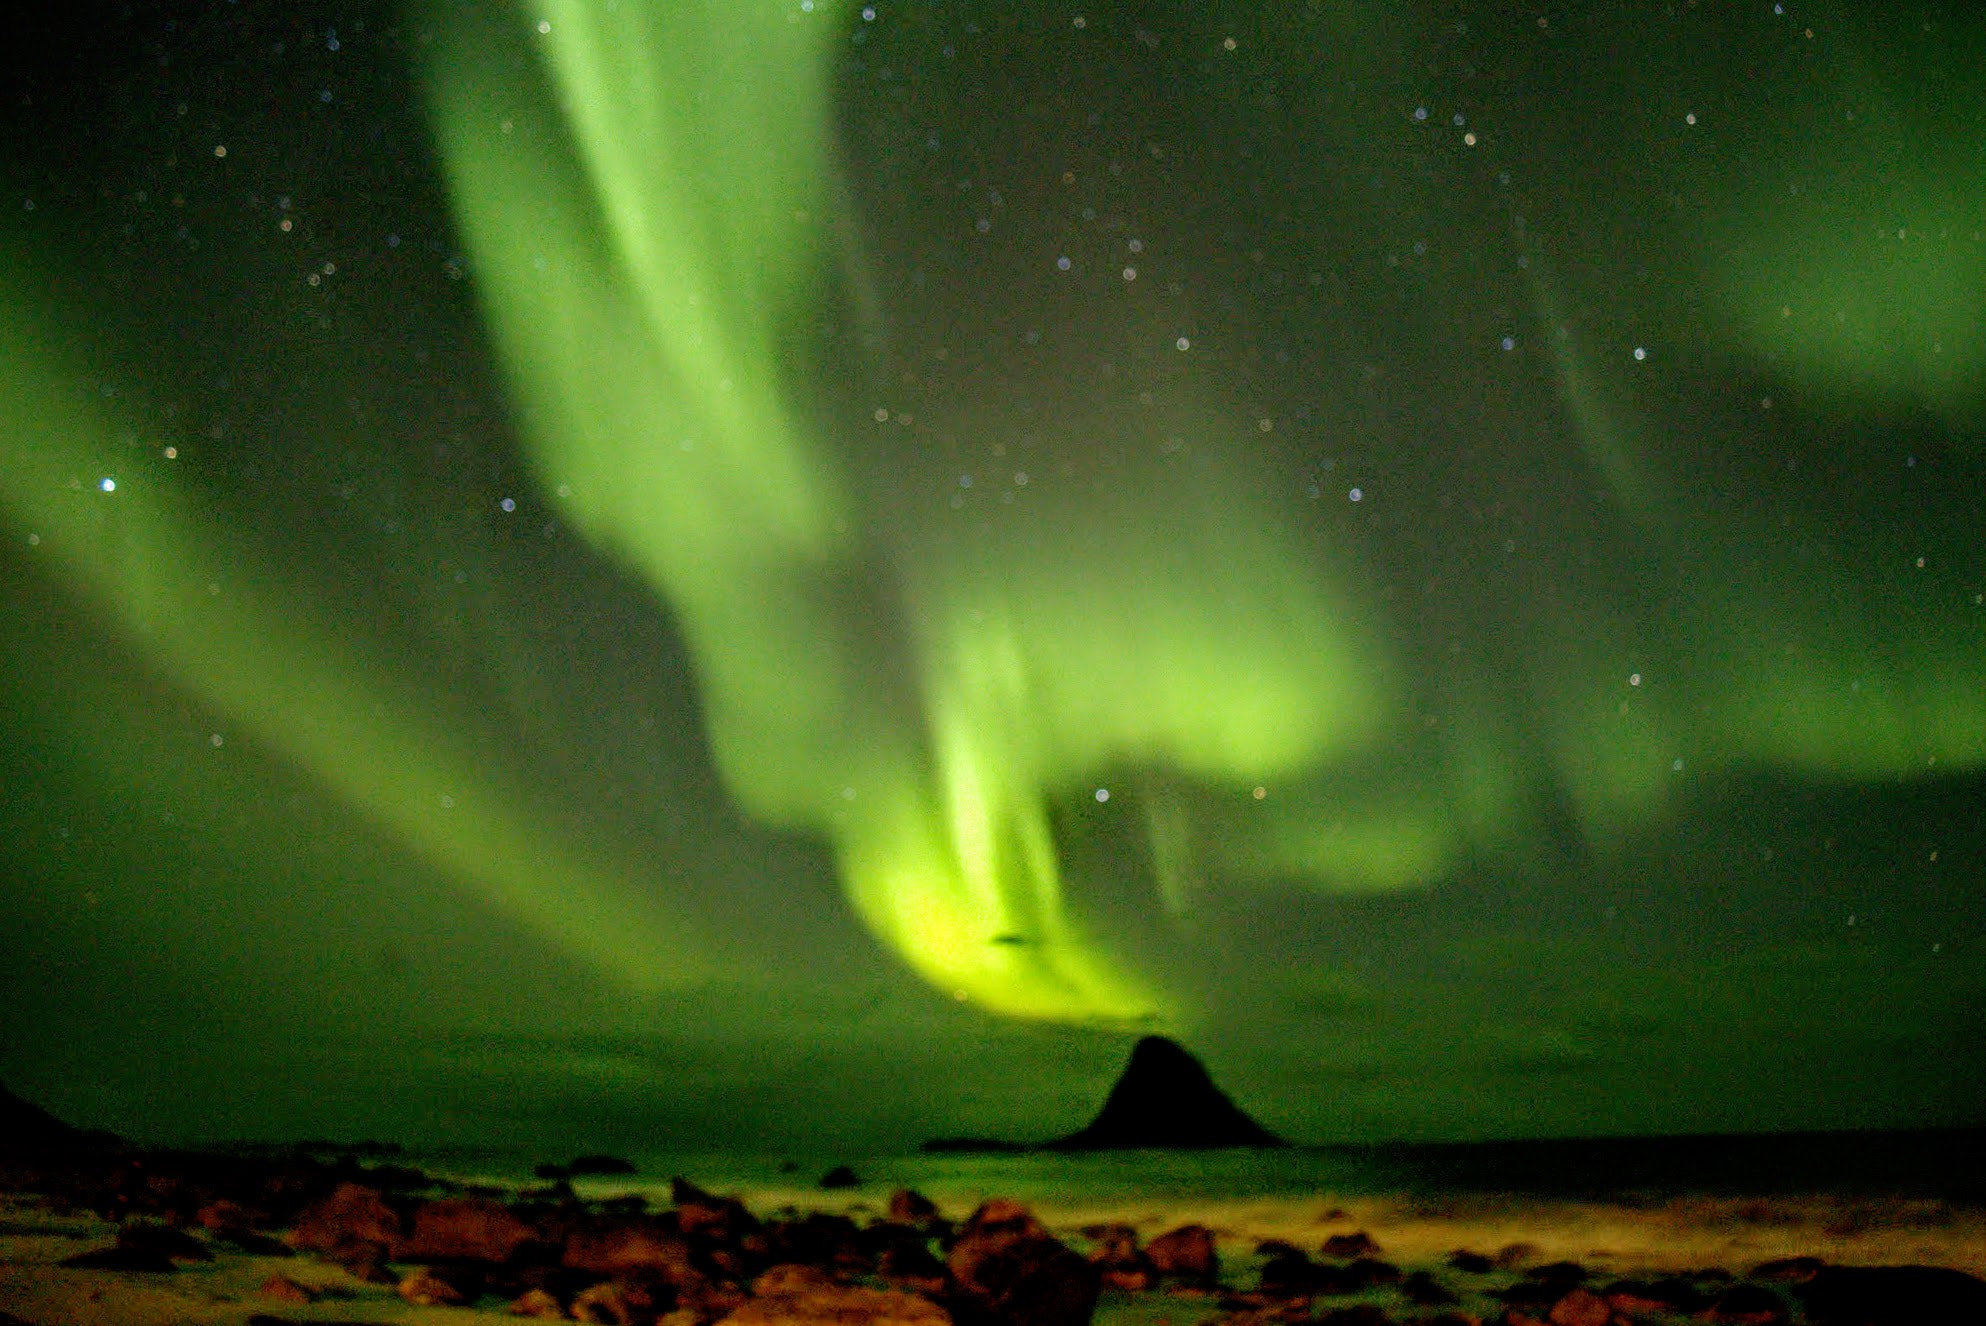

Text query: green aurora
(0, 0), (1982, 1148)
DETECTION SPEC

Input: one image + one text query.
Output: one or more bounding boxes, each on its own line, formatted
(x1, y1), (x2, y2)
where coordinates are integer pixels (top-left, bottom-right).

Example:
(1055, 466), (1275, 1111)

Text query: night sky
(1, 0), (1983, 1154)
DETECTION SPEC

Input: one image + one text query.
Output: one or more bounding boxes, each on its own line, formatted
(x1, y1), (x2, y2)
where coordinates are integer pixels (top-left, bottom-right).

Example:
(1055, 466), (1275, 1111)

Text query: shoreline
(5, 1154), (1986, 1326)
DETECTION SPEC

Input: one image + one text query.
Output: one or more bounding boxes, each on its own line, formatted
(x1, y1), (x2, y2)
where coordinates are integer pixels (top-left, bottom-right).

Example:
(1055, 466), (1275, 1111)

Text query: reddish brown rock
(1320, 1233), (1381, 1261)
(1081, 1223), (1141, 1266)
(396, 1195), (538, 1263)
(1100, 1265), (1154, 1293)
(672, 1177), (760, 1243)
(1493, 1243), (1538, 1270)
(511, 1286), (566, 1319)
(196, 1198), (263, 1234)
(291, 1182), (403, 1253)
(1542, 1288), (1609, 1326)
(961, 1199), (1050, 1240)
(1635, 1277), (1709, 1312)
(1081, 1223), (1153, 1291)
(724, 1267), (952, 1326)
(322, 1235), (397, 1283)
(753, 1265), (841, 1295)
(1703, 1284), (1788, 1325)
(258, 1274), (318, 1304)
(399, 1265), (472, 1306)
(1597, 1280), (1668, 1315)
(565, 1218), (700, 1281)
(1146, 1225), (1218, 1281)
(1749, 1256), (1824, 1283)
(947, 1199), (1099, 1326)
(890, 1189), (941, 1226)
(573, 1277), (668, 1325)
(1492, 1279), (1560, 1317)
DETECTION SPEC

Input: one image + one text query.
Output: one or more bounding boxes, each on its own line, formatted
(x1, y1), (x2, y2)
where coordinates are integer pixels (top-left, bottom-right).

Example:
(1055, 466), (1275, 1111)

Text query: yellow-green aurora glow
(417, 0), (1986, 1019)
(2, 0), (1983, 1054)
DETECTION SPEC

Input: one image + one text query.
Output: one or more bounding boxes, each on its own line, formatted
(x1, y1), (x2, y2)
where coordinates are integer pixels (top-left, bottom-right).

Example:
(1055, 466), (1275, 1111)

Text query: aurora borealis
(1, 0), (1983, 1151)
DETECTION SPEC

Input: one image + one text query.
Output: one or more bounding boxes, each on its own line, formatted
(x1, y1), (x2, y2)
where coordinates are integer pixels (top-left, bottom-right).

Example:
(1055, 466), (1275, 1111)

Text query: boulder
(1255, 1247), (1317, 1297)
(889, 1190), (941, 1226)
(1702, 1284), (1788, 1325)
(820, 1165), (861, 1190)
(1145, 1225), (1218, 1281)
(878, 1238), (951, 1296)
(725, 1268), (950, 1326)
(1052, 1038), (1282, 1150)
(947, 1199), (1099, 1326)
(960, 1199), (1049, 1239)
(396, 1195), (538, 1263)
(572, 1277), (669, 1325)
(1543, 1288), (1610, 1326)
(200, 1199), (292, 1255)
(291, 1182), (403, 1253)
(1632, 1277), (1710, 1313)
(1526, 1261), (1588, 1287)
(196, 1198), (263, 1234)
(399, 1265), (476, 1306)
(764, 1210), (869, 1273)
(564, 1217), (700, 1281)
(673, 1177), (761, 1243)
(1081, 1223), (1153, 1292)
(322, 1236), (397, 1283)
(511, 1286), (567, 1319)
(1794, 1265), (1986, 1326)
(1320, 1233), (1381, 1261)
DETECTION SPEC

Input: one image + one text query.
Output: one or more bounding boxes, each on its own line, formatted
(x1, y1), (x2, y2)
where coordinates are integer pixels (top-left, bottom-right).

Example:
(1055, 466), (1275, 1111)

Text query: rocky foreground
(3, 1140), (1986, 1326)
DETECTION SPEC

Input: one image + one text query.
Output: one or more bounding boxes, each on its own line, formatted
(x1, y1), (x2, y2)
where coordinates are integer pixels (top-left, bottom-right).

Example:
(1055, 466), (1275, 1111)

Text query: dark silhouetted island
(1053, 1035), (1284, 1150)
(0, 1081), (122, 1157)
(1, 1082), (75, 1152)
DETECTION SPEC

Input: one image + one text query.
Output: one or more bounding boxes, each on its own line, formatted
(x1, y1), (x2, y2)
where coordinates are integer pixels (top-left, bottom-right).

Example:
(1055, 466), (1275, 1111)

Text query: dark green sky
(1, 0), (1982, 1152)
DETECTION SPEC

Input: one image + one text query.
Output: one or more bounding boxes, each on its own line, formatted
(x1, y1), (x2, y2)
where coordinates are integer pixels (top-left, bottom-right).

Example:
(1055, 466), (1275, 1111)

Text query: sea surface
(408, 1128), (1986, 1213)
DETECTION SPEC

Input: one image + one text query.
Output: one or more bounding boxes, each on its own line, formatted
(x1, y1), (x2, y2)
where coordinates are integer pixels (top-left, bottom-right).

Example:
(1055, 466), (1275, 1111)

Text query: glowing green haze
(0, 260), (707, 992)
(422, 0), (1428, 1021)
(405, 0), (1986, 1022)
(4, 0), (1983, 1043)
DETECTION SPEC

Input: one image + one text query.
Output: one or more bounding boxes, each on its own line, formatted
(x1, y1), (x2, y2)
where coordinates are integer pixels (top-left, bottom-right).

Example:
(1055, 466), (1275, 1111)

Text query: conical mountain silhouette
(1052, 1036), (1284, 1149)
